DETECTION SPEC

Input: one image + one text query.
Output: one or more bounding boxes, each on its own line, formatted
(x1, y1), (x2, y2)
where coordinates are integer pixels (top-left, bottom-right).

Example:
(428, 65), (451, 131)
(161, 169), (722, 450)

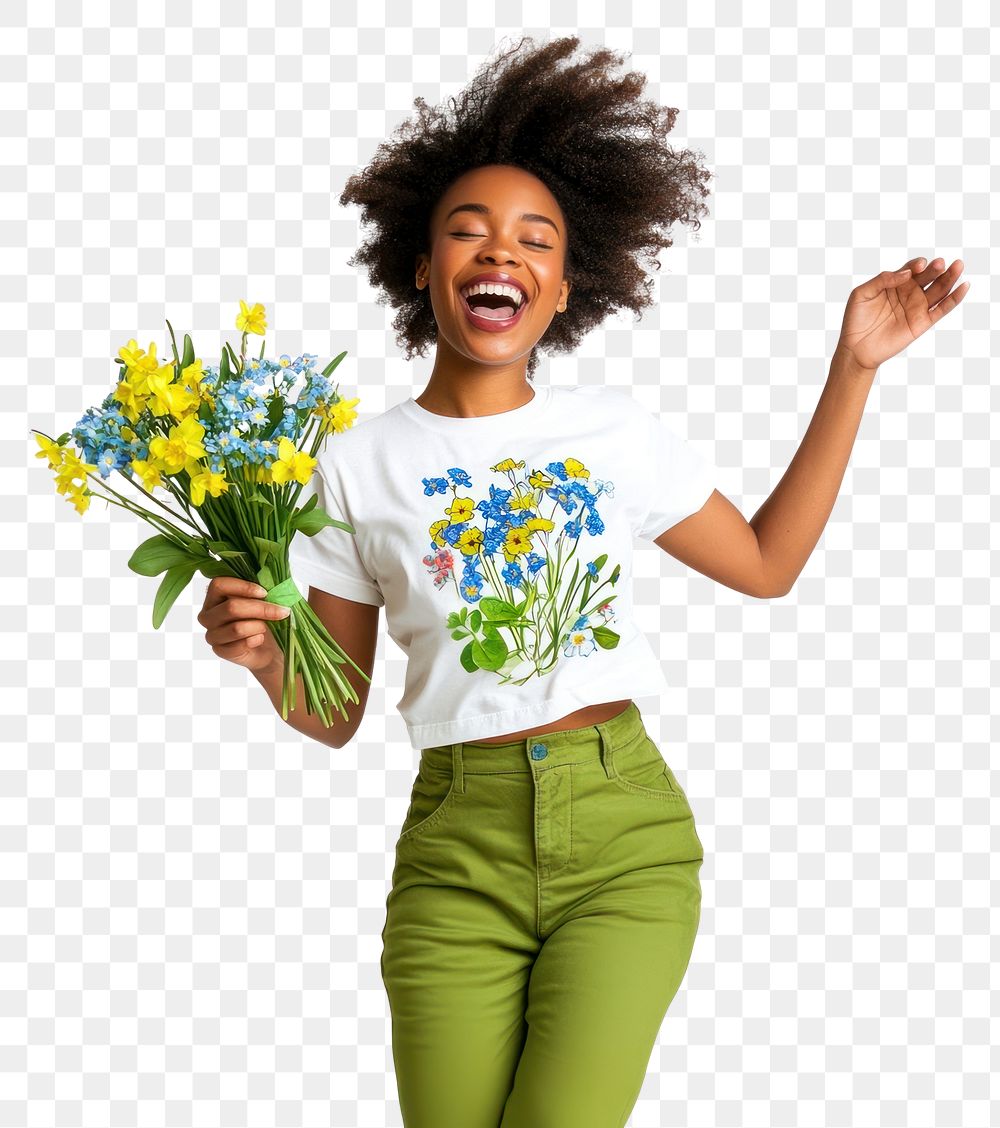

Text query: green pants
(380, 701), (704, 1128)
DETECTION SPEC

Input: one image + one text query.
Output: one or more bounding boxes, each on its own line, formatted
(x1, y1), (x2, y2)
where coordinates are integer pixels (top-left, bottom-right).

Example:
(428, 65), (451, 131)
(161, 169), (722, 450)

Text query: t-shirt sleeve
(287, 464), (385, 607)
(633, 411), (717, 541)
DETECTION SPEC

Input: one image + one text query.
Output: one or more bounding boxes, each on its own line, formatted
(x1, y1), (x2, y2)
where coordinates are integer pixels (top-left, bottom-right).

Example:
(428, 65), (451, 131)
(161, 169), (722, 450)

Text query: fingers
(922, 258), (966, 309)
(199, 576), (269, 619)
(204, 608), (288, 649)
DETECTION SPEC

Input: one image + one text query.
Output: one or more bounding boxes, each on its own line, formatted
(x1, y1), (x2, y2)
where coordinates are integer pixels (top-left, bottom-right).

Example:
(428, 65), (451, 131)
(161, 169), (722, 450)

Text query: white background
(5, 3), (995, 1127)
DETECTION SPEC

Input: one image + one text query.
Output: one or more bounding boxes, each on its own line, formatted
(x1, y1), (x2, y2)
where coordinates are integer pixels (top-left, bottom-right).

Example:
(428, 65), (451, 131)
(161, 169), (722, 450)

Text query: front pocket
(610, 733), (688, 802)
(396, 761), (460, 845)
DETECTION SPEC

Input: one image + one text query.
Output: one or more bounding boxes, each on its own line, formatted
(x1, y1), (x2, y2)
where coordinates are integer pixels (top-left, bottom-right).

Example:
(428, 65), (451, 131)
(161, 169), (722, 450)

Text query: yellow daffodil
(269, 436), (316, 486)
(148, 414), (207, 474)
(188, 466), (229, 507)
(33, 433), (64, 469)
(129, 458), (165, 493)
(236, 300), (267, 335)
(319, 396), (361, 435)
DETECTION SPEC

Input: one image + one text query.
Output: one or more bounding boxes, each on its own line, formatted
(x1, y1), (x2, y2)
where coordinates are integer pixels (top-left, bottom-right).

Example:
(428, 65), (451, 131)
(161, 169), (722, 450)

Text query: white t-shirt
(288, 383), (716, 750)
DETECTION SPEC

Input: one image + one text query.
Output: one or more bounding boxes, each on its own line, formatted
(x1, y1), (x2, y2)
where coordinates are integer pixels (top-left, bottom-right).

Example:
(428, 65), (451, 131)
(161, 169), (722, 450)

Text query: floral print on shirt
(419, 454), (621, 686)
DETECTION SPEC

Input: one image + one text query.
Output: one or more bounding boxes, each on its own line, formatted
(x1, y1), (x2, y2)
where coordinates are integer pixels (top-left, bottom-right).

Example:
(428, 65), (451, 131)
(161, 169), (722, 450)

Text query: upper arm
(652, 489), (779, 599)
(307, 586), (380, 720)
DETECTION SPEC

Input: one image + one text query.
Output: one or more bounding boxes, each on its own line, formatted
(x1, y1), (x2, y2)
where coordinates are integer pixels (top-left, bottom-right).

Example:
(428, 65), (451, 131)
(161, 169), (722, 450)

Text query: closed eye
(450, 233), (552, 249)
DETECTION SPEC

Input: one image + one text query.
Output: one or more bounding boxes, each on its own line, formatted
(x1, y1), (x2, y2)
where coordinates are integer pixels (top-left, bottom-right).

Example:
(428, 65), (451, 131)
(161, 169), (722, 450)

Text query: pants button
(530, 743), (548, 760)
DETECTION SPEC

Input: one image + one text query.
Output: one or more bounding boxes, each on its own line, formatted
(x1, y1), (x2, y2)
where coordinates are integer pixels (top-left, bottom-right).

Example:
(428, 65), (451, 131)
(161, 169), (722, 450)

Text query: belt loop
(596, 720), (614, 780)
(452, 742), (465, 794)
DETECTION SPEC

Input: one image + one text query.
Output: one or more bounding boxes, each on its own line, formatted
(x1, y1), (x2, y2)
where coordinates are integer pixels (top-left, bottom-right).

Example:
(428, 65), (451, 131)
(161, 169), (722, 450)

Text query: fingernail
(279, 606), (291, 616)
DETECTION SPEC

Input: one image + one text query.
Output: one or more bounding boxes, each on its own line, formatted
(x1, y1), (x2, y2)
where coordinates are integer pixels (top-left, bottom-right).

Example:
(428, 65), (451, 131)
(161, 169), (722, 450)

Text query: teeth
(460, 282), (525, 308)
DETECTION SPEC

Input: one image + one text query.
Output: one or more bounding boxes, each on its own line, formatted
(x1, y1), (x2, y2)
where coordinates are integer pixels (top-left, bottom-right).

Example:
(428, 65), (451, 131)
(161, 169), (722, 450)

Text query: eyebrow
(444, 202), (560, 236)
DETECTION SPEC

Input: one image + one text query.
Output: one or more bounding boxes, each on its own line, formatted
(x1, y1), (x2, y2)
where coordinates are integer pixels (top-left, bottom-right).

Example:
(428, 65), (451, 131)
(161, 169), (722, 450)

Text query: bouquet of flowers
(30, 300), (370, 727)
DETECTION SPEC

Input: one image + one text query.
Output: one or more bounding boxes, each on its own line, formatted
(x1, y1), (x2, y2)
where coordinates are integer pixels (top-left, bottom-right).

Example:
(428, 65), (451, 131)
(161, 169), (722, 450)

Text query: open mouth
(459, 285), (530, 332)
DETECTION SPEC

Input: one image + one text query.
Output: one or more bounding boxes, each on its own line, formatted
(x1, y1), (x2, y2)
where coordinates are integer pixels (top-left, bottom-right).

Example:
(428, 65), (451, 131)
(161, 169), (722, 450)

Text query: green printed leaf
(477, 595), (520, 621)
(590, 625), (620, 650)
(471, 635), (508, 671)
(469, 609), (482, 632)
(459, 640), (477, 673)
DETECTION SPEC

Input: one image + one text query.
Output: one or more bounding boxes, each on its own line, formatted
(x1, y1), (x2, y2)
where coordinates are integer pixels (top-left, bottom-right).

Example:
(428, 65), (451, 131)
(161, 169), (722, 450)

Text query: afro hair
(339, 34), (713, 380)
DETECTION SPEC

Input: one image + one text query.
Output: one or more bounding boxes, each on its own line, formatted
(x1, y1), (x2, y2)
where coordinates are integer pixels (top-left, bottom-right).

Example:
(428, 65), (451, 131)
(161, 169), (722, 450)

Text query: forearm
(250, 655), (363, 750)
(750, 344), (878, 596)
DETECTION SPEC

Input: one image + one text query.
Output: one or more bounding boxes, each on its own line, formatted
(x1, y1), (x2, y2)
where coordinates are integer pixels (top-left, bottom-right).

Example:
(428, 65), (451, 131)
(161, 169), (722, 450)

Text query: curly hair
(339, 34), (713, 380)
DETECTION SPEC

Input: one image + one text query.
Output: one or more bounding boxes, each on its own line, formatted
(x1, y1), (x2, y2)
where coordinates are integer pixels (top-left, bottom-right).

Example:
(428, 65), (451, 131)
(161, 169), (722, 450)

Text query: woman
(198, 35), (967, 1128)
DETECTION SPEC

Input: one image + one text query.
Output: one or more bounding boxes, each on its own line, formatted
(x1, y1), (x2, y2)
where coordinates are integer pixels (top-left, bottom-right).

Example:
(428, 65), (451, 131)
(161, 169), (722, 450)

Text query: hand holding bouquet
(30, 301), (369, 727)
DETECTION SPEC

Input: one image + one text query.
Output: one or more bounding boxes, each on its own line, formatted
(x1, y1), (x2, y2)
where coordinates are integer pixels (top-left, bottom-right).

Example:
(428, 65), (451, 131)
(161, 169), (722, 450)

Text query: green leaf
(293, 504), (354, 536)
(471, 635), (508, 671)
(450, 629), (469, 641)
(219, 348), (232, 383)
(152, 560), (200, 629)
(469, 609), (482, 632)
(446, 612), (463, 629)
(195, 558), (234, 579)
(321, 351), (348, 378)
(181, 333), (195, 371)
(165, 318), (180, 368)
(253, 535), (283, 566)
(128, 534), (204, 577)
(590, 625), (621, 650)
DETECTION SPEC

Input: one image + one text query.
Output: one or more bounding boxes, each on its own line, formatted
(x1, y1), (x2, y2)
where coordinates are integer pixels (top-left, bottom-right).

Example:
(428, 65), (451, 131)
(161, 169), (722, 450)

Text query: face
(416, 164), (572, 369)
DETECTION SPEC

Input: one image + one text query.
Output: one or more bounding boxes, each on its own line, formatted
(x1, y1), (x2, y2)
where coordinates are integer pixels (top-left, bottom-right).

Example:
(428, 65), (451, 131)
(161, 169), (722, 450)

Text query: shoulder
(314, 403), (398, 474)
(556, 383), (652, 427)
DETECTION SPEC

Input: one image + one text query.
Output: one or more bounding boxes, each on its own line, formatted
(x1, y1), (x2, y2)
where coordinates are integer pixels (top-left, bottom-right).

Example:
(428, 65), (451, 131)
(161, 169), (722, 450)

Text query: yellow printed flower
(446, 496), (476, 524)
(454, 526), (485, 556)
(188, 465), (229, 507)
(491, 457), (525, 474)
(501, 526), (535, 561)
(236, 300), (267, 335)
(528, 468), (553, 490)
(508, 490), (535, 512)
(269, 435), (316, 486)
(563, 457), (590, 480)
(429, 518), (451, 547)
(522, 515), (555, 536)
(148, 414), (207, 474)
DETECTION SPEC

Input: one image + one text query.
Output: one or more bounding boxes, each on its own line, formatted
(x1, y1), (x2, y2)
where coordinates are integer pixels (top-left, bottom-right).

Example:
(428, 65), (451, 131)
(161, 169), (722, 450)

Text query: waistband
(418, 700), (647, 776)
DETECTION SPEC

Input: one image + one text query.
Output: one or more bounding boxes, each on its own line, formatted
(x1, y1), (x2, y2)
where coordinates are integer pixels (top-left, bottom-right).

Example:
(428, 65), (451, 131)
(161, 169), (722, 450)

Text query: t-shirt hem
(404, 678), (670, 750)
(289, 561), (385, 607)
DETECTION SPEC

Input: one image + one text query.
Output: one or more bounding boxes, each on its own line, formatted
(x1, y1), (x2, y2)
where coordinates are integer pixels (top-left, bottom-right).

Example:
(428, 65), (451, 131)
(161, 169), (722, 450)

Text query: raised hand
(836, 256), (970, 373)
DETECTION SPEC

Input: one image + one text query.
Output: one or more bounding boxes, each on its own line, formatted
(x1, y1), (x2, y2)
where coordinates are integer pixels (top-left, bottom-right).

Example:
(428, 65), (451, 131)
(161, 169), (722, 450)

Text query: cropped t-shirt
(288, 383), (716, 750)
